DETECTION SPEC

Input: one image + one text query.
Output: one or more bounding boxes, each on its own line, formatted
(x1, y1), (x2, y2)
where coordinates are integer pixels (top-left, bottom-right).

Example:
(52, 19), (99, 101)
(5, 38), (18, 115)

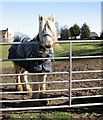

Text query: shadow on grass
(74, 42), (103, 47)
(72, 48), (102, 57)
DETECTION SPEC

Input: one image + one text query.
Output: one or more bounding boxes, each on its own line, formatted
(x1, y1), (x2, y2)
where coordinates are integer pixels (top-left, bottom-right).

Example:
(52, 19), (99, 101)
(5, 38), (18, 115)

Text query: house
(0, 28), (11, 42)
(90, 32), (98, 39)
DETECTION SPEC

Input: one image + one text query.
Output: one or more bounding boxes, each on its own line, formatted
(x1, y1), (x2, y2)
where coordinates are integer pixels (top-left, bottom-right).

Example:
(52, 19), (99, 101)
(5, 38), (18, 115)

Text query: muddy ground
(1, 58), (103, 119)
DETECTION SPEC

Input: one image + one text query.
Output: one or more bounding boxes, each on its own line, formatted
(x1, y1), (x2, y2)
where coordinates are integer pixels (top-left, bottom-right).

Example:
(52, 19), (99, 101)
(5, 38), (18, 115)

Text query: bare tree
(14, 32), (29, 38)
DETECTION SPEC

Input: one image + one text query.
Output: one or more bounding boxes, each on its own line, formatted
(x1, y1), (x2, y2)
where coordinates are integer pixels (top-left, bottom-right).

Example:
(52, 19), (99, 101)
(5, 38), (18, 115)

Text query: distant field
(0, 42), (102, 68)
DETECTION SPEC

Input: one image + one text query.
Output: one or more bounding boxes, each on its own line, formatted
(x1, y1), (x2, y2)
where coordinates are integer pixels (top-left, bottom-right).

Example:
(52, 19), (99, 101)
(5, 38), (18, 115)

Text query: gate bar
(1, 78), (103, 85)
(0, 71), (69, 77)
(0, 89), (69, 94)
(0, 57), (70, 62)
(1, 94), (103, 103)
(72, 78), (103, 82)
(0, 80), (69, 86)
(1, 56), (103, 62)
(72, 95), (103, 99)
(1, 87), (102, 94)
(0, 39), (103, 45)
(72, 56), (103, 59)
(0, 97), (69, 103)
(0, 103), (103, 111)
(72, 87), (103, 91)
(72, 70), (103, 74)
(1, 70), (102, 77)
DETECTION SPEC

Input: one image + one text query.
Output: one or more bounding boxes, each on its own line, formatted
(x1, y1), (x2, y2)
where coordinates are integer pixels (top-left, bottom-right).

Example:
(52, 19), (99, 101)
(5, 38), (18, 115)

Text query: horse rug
(8, 37), (54, 73)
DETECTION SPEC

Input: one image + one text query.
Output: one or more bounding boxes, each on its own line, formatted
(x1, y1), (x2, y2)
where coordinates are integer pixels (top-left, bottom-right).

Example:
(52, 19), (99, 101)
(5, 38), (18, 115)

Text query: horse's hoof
(41, 100), (49, 106)
(40, 94), (49, 106)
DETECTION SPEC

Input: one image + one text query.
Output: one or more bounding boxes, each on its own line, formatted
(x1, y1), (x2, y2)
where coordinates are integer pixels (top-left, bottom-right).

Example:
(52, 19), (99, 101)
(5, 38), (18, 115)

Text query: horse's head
(39, 14), (57, 49)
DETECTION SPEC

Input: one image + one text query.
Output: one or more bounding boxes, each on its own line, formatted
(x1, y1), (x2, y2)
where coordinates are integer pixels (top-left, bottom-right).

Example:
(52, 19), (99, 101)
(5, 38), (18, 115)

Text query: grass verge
(4, 112), (75, 119)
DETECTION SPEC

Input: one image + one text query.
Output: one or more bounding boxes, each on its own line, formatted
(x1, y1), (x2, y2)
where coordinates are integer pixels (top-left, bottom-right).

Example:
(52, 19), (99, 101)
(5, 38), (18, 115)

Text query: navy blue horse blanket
(8, 37), (54, 73)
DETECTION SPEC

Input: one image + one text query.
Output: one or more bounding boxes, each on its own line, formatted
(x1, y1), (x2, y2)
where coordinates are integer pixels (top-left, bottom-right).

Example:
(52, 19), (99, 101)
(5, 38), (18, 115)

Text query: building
(0, 28), (11, 42)
(90, 32), (98, 39)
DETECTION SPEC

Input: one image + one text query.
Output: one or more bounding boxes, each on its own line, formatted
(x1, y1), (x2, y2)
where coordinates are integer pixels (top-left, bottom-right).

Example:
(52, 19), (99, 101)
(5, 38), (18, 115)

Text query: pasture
(1, 41), (103, 119)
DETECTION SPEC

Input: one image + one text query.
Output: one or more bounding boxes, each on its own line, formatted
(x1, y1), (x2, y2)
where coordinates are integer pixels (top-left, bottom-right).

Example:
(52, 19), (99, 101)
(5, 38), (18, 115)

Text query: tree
(70, 24), (80, 39)
(80, 23), (90, 39)
(14, 32), (29, 38)
(55, 22), (60, 37)
(60, 25), (71, 40)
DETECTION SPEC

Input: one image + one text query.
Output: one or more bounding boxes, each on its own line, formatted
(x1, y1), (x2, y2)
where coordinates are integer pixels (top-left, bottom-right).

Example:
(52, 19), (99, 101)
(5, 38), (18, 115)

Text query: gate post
(69, 42), (72, 106)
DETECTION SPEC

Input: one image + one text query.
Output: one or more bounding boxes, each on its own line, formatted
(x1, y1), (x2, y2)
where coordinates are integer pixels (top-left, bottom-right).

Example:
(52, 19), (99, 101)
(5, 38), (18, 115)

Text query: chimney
(7, 28), (8, 38)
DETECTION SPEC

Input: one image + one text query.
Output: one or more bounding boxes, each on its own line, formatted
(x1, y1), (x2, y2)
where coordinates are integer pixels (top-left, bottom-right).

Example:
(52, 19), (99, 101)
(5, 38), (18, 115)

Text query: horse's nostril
(45, 45), (51, 48)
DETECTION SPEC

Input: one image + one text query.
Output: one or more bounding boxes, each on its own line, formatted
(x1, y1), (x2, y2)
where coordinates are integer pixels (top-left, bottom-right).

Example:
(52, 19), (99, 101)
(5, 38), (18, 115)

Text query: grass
(1, 61), (14, 68)
(0, 42), (103, 68)
(4, 112), (75, 119)
(54, 42), (102, 57)
(0, 45), (11, 59)
(0, 45), (14, 68)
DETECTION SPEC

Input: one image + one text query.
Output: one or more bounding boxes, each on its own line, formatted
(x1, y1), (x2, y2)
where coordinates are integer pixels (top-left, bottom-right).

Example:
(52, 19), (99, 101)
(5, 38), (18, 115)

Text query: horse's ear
(39, 14), (43, 23)
(51, 14), (55, 22)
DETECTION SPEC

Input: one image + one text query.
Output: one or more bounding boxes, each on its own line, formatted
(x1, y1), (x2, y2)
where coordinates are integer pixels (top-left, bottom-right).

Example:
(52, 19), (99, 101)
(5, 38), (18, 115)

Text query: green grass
(1, 61), (14, 68)
(0, 45), (14, 68)
(5, 112), (75, 119)
(54, 42), (102, 57)
(0, 45), (11, 59)
(1, 42), (103, 68)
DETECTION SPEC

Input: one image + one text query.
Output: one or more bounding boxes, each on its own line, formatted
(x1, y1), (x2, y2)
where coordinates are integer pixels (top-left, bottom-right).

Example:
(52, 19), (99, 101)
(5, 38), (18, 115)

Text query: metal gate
(0, 40), (103, 111)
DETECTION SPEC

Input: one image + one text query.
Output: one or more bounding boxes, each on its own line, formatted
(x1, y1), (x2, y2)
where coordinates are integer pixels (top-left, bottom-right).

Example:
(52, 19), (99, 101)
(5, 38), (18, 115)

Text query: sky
(0, 0), (102, 38)
(101, 1), (103, 31)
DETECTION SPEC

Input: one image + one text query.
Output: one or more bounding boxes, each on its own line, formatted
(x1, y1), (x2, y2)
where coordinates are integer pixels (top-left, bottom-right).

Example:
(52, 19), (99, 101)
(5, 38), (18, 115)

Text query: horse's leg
(22, 71), (32, 97)
(38, 70), (48, 105)
(31, 75), (40, 99)
(31, 75), (41, 105)
(38, 74), (47, 94)
(39, 69), (47, 94)
(14, 63), (23, 91)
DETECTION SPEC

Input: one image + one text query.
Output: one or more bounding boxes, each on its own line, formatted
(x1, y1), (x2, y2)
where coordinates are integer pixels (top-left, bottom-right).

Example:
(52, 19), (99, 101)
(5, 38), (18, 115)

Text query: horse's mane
(33, 34), (39, 41)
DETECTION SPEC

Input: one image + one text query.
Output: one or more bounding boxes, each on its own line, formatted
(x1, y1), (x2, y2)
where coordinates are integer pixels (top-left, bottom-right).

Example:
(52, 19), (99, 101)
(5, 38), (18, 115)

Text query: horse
(8, 14), (58, 105)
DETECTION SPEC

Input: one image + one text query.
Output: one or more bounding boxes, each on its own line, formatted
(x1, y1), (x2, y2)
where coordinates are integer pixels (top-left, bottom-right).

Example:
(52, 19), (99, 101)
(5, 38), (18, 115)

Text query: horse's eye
(47, 24), (50, 30)
(43, 30), (45, 33)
